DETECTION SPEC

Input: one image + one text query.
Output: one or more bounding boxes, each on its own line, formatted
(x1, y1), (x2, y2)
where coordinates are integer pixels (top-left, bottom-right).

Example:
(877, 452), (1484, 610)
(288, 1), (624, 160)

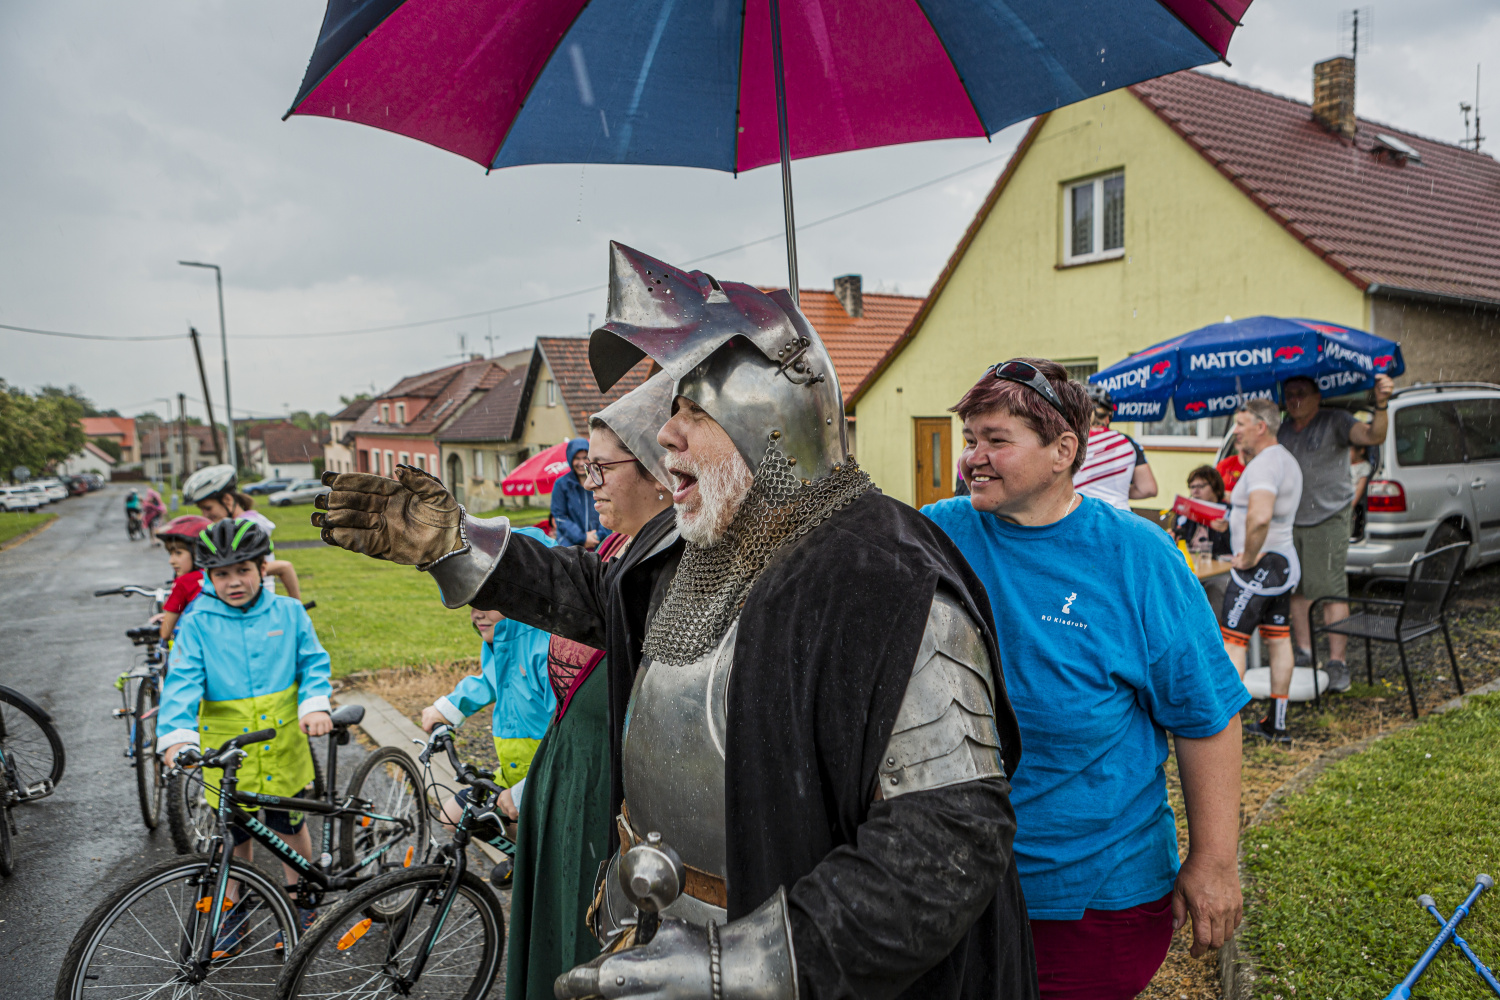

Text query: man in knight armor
(314, 242), (1039, 1000)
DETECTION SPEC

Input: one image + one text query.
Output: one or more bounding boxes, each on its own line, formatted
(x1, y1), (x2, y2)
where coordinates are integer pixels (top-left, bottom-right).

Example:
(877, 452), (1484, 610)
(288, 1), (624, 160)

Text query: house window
(546, 380), (557, 407)
(1063, 172), (1125, 265)
(414, 453), (425, 470)
(359, 450), (370, 472)
(495, 452), (507, 476)
(473, 450), (485, 479)
(1137, 414), (1231, 449)
(384, 450), (395, 475)
(430, 453), (439, 471)
(396, 403), (406, 424)
(398, 451), (410, 467)
(1060, 359), (1099, 383)
(380, 404), (390, 423)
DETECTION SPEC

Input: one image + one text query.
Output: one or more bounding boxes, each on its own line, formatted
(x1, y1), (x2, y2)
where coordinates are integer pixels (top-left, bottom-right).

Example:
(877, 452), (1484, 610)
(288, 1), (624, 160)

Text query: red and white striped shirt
(1073, 427), (1142, 510)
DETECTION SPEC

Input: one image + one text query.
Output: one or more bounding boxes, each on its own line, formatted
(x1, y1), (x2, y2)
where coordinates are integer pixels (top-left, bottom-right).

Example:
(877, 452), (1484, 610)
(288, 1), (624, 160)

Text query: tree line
(0, 381), (88, 481)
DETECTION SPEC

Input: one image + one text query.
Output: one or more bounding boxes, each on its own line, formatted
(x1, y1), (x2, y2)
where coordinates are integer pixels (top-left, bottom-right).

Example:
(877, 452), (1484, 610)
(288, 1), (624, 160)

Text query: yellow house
(850, 63), (1500, 507)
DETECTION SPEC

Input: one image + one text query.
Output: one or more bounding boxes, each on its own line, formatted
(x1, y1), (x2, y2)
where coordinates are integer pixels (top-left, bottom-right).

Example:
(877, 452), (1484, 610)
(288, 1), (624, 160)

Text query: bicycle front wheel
(0, 772), (13, 877)
(134, 679), (164, 829)
(340, 747), (429, 917)
(0, 686), (65, 799)
(278, 865), (503, 1000)
(167, 766), (218, 855)
(55, 854), (297, 1000)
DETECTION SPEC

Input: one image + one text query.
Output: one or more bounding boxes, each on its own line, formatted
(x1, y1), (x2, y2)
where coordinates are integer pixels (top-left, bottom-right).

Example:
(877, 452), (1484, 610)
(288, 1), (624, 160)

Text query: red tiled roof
(140, 424), (220, 457)
(257, 423), (322, 465)
(1130, 71), (1500, 305)
(82, 416), (136, 447)
(438, 364), (530, 443)
(537, 337), (653, 434)
(791, 290), (924, 404)
(330, 398), (374, 422)
(351, 360), (507, 438)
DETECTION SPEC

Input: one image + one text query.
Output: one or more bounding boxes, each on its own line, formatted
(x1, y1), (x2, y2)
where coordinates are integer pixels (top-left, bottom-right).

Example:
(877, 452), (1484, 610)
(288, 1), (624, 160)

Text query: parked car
(13, 484), (52, 506)
(34, 479), (69, 502)
(243, 478), (293, 496)
(0, 487), (43, 512)
(268, 478), (331, 506)
(62, 477), (89, 496)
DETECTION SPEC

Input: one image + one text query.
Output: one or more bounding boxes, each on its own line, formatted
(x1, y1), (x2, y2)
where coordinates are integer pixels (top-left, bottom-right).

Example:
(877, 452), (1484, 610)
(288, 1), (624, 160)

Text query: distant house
(56, 441), (117, 478)
(323, 399), (374, 475)
(438, 340), (654, 509)
(81, 416), (139, 465)
(852, 61), (1500, 507)
(245, 422), (324, 481)
(141, 425), (220, 483)
(348, 357), (508, 481)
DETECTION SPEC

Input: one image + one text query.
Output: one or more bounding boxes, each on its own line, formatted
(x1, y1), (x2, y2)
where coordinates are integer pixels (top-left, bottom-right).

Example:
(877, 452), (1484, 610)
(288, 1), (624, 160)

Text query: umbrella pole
(768, 0), (799, 306)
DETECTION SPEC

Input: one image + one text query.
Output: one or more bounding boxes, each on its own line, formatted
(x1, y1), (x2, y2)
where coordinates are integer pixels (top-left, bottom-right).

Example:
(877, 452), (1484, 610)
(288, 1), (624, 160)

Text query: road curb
(0, 514), (58, 552)
(339, 690), (505, 865)
(1219, 676), (1500, 998)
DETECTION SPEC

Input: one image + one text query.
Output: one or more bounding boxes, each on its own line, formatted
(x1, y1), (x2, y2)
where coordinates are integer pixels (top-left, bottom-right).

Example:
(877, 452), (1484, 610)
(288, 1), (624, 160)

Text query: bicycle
(56, 713), (430, 999)
(0, 685), (67, 877)
(95, 584), (171, 829)
(127, 507), (145, 541)
(276, 724), (508, 999)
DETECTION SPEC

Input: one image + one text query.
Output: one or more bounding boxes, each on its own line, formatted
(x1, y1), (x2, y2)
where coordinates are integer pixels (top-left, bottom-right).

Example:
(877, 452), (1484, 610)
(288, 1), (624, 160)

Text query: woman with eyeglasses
(919, 358), (1250, 1000)
(552, 438), (611, 549)
(504, 376), (676, 1000)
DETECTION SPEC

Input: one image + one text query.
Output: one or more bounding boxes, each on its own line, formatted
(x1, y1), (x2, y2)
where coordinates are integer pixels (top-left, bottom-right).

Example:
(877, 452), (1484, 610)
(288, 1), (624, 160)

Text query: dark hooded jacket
(474, 492), (1037, 1000)
(550, 439), (608, 547)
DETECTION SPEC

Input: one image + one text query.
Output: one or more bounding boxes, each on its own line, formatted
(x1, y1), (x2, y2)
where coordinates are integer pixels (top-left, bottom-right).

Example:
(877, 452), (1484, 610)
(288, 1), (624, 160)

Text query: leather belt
(619, 801), (727, 909)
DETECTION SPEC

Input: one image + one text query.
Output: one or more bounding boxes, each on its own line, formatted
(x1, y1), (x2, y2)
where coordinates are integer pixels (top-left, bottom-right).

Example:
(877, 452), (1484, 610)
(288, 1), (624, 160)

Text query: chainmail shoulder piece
(642, 440), (873, 667)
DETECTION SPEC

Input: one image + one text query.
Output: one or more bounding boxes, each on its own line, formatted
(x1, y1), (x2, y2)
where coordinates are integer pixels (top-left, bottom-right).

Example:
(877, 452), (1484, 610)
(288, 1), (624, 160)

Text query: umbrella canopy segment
(286, 0), (1250, 174)
(501, 440), (573, 496)
(1089, 316), (1405, 422)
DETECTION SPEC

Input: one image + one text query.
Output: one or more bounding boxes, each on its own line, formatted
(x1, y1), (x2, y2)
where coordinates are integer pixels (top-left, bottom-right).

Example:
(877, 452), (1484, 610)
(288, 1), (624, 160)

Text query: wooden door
(913, 418), (954, 508)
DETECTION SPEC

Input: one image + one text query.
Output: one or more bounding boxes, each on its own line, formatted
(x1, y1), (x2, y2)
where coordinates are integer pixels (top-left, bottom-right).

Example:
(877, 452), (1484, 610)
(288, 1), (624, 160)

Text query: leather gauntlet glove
(312, 465), (462, 565)
(554, 889), (798, 1000)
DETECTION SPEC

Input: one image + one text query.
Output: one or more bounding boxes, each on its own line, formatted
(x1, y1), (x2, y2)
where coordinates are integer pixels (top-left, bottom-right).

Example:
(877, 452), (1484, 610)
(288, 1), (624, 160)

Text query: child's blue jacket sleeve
(294, 603), (332, 717)
(435, 642), (499, 725)
(157, 615), (209, 752)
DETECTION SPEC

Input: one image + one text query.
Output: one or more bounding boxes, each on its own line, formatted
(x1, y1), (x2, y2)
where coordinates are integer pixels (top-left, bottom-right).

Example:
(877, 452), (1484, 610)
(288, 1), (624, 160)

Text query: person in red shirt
(152, 515), (212, 640)
(1216, 448), (1246, 492)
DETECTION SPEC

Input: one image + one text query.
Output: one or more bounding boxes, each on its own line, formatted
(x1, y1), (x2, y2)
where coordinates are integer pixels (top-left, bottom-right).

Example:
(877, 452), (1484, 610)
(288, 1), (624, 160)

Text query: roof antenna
(1339, 8), (1371, 64)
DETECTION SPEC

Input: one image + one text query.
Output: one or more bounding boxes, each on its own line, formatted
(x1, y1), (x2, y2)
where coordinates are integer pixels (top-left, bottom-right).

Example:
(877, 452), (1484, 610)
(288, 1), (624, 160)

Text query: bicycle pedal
(112, 708), (130, 718)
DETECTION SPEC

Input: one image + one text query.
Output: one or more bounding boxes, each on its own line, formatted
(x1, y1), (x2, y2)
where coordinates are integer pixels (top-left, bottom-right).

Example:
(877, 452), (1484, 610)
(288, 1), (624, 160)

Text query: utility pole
(179, 261), (236, 471)
(188, 327), (223, 460)
(176, 393), (189, 498)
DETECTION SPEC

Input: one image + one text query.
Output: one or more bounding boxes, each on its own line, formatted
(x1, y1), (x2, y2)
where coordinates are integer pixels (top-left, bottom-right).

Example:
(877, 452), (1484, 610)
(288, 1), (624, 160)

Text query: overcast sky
(2, 1), (1495, 419)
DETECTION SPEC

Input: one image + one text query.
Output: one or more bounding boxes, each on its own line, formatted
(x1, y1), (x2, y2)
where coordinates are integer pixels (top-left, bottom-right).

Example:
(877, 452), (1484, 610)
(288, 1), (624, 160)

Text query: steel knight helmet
(588, 242), (849, 483)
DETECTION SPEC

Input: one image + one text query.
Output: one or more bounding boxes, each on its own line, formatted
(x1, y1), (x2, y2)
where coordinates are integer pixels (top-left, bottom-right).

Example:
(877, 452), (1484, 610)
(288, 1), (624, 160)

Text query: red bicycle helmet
(157, 514), (212, 544)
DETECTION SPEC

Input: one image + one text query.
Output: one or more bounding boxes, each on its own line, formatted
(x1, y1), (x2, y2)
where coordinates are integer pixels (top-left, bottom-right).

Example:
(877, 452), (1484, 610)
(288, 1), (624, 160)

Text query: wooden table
(1193, 560), (1232, 581)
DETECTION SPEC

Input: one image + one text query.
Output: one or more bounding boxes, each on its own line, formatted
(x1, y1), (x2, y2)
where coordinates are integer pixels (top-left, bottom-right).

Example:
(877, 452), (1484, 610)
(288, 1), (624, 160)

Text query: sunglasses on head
(988, 360), (1070, 421)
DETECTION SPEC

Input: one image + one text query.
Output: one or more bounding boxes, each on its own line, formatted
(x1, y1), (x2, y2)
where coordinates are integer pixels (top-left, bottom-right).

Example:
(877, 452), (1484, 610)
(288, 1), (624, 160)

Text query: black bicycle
(0, 685), (67, 877)
(95, 584), (172, 829)
(56, 710), (430, 999)
(276, 725), (508, 999)
(127, 507), (145, 541)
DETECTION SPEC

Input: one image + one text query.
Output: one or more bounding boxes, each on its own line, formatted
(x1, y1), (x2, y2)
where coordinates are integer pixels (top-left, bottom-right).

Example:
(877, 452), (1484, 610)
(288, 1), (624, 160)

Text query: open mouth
(669, 470), (698, 505)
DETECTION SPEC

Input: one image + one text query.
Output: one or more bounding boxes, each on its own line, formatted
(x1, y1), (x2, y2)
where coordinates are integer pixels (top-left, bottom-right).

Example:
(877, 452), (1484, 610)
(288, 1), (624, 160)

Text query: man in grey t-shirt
(1278, 374), (1394, 690)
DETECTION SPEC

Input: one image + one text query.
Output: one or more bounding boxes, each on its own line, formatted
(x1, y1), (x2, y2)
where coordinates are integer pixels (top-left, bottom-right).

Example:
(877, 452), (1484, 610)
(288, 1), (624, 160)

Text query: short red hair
(951, 358), (1092, 473)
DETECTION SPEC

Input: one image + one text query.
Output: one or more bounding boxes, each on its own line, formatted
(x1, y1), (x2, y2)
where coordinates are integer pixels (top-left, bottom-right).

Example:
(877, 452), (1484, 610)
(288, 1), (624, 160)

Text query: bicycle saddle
(330, 704), (365, 729)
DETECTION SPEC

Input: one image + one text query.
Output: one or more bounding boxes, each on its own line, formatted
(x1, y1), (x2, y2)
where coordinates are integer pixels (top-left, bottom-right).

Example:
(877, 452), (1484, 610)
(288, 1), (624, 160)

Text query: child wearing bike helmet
(181, 464), (303, 600)
(158, 517), (332, 950)
(152, 514), (213, 641)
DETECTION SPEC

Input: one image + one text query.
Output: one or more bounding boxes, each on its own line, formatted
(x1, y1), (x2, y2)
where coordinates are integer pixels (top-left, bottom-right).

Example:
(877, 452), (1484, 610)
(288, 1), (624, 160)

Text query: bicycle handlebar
(172, 728), (278, 772)
(94, 585), (167, 600)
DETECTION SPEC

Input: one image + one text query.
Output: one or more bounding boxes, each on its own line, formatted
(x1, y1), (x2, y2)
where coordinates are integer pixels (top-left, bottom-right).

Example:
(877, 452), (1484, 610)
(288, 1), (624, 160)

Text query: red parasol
(501, 442), (573, 497)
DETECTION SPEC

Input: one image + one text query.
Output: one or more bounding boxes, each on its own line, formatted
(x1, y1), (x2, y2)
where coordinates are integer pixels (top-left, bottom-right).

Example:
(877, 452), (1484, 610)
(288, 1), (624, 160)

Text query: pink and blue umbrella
(1089, 316), (1406, 422)
(286, 0), (1252, 296)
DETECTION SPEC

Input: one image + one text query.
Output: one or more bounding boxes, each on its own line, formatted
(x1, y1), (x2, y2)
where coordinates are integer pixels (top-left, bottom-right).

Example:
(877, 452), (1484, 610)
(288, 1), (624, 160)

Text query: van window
(1456, 399), (1500, 461)
(1395, 402), (1465, 467)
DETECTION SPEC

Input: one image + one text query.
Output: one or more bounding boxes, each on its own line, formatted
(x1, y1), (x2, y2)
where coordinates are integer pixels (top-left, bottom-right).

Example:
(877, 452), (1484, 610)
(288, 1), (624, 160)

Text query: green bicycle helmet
(195, 518), (272, 570)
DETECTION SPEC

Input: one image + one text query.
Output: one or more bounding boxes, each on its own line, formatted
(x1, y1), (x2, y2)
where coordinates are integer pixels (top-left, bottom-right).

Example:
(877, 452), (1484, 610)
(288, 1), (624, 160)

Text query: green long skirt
(505, 665), (611, 1000)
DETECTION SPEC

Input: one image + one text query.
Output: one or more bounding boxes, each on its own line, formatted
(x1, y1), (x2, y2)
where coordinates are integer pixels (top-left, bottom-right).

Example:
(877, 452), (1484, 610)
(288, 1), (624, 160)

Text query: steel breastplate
(605, 620), (738, 931)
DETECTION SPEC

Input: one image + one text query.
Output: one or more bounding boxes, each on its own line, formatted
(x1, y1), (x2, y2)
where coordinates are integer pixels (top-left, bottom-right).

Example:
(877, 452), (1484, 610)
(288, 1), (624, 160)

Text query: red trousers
(1028, 892), (1175, 1000)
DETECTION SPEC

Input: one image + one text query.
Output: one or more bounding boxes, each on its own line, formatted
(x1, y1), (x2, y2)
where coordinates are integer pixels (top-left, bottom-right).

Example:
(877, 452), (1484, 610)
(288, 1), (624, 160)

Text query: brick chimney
(833, 274), (863, 318)
(1312, 56), (1356, 139)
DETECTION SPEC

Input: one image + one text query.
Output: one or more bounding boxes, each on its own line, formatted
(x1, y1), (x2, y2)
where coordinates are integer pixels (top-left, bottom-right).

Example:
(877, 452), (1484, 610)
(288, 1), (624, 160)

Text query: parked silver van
(1350, 383), (1500, 577)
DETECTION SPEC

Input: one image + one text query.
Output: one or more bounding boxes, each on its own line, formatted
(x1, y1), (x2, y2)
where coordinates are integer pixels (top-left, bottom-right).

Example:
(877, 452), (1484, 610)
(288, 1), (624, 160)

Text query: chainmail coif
(642, 441), (873, 667)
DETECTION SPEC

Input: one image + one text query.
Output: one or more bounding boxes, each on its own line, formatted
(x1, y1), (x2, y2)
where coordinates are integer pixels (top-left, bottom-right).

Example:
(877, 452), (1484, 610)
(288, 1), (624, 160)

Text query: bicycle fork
(388, 843), (469, 991)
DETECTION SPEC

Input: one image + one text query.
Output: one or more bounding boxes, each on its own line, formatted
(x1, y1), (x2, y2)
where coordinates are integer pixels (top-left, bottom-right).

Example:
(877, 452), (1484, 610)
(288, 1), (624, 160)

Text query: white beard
(673, 449), (753, 548)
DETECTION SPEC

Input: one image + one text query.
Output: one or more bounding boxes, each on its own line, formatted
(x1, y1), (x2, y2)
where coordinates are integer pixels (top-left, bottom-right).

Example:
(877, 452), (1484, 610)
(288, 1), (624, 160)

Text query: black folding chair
(1311, 541), (1467, 718)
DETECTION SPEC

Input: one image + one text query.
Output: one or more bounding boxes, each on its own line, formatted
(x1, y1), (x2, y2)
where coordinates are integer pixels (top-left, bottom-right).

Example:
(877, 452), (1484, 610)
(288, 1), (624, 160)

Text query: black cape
(474, 494), (1037, 1000)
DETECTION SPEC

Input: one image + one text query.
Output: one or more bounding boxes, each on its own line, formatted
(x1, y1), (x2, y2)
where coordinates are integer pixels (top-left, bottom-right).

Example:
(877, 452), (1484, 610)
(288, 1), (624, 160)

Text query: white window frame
(379, 404), (390, 424)
(546, 380), (557, 407)
(429, 453), (438, 472)
(398, 451), (410, 467)
(473, 450), (484, 479)
(396, 402), (406, 424)
(1062, 171), (1125, 266)
(384, 450), (395, 475)
(414, 453), (425, 470)
(1136, 417), (1225, 450)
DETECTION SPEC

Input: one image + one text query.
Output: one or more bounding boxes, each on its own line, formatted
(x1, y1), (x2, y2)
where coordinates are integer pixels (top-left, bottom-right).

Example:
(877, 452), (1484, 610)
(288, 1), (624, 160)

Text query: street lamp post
(178, 261), (237, 471)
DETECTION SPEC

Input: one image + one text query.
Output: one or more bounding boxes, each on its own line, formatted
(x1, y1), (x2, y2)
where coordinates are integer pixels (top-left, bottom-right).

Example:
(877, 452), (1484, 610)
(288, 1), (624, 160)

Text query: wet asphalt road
(0, 486), (186, 994)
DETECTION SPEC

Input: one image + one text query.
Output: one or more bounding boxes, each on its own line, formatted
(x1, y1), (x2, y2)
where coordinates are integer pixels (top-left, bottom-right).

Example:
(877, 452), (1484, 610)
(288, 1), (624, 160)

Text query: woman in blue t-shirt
(921, 358), (1250, 1000)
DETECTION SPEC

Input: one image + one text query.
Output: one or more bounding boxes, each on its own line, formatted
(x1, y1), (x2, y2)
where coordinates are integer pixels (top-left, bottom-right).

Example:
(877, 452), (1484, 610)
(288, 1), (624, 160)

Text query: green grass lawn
(1244, 694), (1500, 999)
(275, 505), (553, 676)
(0, 510), (57, 546)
